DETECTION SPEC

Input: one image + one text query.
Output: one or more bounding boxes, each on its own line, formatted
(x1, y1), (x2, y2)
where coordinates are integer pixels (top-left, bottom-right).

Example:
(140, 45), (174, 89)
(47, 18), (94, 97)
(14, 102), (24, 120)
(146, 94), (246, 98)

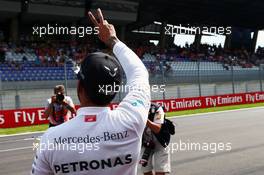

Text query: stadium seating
(0, 62), (76, 82)
(141, 53), (258, 72)
(5, 51), (37, 62)
(0, 48), (260, 82)
(142, 53), (157, 63)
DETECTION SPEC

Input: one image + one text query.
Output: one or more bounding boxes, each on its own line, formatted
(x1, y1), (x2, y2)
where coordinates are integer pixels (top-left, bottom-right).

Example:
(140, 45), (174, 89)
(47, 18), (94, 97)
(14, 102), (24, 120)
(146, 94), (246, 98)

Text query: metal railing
(0, 62), (264, 110)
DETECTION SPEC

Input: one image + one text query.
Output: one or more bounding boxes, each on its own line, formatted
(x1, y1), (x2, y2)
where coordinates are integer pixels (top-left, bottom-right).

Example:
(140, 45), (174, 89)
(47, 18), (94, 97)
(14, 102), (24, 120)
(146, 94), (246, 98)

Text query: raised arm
(88, 9), (148, 84)
(88, 9), (149, 91)
(88, 9), (150, 127)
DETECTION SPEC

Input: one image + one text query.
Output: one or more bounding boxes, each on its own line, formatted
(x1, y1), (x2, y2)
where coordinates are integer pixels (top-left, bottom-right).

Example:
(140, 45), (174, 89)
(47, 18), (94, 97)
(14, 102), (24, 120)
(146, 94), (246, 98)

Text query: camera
(140, 140), (155, 167)
(56, 93), (65, 102)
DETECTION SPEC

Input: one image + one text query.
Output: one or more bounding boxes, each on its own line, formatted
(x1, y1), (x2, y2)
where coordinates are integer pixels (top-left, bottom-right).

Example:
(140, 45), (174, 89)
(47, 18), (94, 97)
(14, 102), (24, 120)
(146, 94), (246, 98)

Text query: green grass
(1, 102), (264, 135)
(0, 124), (48, 135)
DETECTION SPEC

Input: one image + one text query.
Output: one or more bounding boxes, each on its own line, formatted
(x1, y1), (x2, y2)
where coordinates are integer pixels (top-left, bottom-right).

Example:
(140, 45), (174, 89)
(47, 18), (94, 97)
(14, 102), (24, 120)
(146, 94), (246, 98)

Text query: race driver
(31, 8), (150, 175)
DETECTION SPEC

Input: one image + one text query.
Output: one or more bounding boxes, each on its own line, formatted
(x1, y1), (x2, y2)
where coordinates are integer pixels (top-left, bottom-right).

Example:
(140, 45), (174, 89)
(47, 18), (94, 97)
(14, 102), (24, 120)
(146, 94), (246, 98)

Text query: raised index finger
(88, 11), (99, 26)
(97, 8), (104, 24)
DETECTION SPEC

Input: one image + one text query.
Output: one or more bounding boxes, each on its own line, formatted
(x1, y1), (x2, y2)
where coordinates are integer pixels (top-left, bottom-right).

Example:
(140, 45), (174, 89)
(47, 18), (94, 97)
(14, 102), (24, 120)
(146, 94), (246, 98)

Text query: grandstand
(0, 62), (75, 81)
(0, 0), (263, 106)
(0, 40), (262, 82)
(0, 52), (260, 82)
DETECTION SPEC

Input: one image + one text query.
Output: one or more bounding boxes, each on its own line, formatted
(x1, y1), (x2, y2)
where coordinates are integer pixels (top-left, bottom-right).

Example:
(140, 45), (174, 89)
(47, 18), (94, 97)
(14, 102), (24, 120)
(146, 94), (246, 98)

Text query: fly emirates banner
(1, 92), (264, 128)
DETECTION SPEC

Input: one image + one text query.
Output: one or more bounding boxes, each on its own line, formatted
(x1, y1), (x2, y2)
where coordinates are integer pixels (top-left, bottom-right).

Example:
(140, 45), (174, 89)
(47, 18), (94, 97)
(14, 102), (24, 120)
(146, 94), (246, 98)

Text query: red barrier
(0, 108), (47, 128)
(153, 92), (264, 112)
(1, 92), (264, 128)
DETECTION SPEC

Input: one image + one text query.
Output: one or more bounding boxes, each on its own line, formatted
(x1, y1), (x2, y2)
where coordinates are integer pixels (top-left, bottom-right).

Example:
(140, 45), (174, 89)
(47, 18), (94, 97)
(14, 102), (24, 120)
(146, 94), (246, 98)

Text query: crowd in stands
(1, 39), (264, 73)
(0, 40), (103, 68)
(133, 41), (263, 69)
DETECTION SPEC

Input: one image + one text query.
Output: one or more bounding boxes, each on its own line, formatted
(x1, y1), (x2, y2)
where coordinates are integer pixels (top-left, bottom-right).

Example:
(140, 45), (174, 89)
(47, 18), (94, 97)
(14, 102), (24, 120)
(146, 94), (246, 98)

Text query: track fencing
(1, 62), (264, 110)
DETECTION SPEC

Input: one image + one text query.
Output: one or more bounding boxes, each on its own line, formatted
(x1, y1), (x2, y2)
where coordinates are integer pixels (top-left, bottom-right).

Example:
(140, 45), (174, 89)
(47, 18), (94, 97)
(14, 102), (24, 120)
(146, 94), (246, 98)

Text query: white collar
(77, 107), (110, 116)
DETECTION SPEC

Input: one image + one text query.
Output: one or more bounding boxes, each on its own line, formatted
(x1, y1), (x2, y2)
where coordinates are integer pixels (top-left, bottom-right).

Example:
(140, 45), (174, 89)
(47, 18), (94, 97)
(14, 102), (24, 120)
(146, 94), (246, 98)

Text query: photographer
(140, 102), (171, 175)
(44, 85), (76, 127)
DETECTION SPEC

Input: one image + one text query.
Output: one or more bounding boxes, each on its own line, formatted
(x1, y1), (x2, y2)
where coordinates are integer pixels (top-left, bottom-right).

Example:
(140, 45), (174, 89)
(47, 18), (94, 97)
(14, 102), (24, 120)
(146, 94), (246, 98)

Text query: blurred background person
(44, 85), (76, 127)
(140, 102), (172, 175)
